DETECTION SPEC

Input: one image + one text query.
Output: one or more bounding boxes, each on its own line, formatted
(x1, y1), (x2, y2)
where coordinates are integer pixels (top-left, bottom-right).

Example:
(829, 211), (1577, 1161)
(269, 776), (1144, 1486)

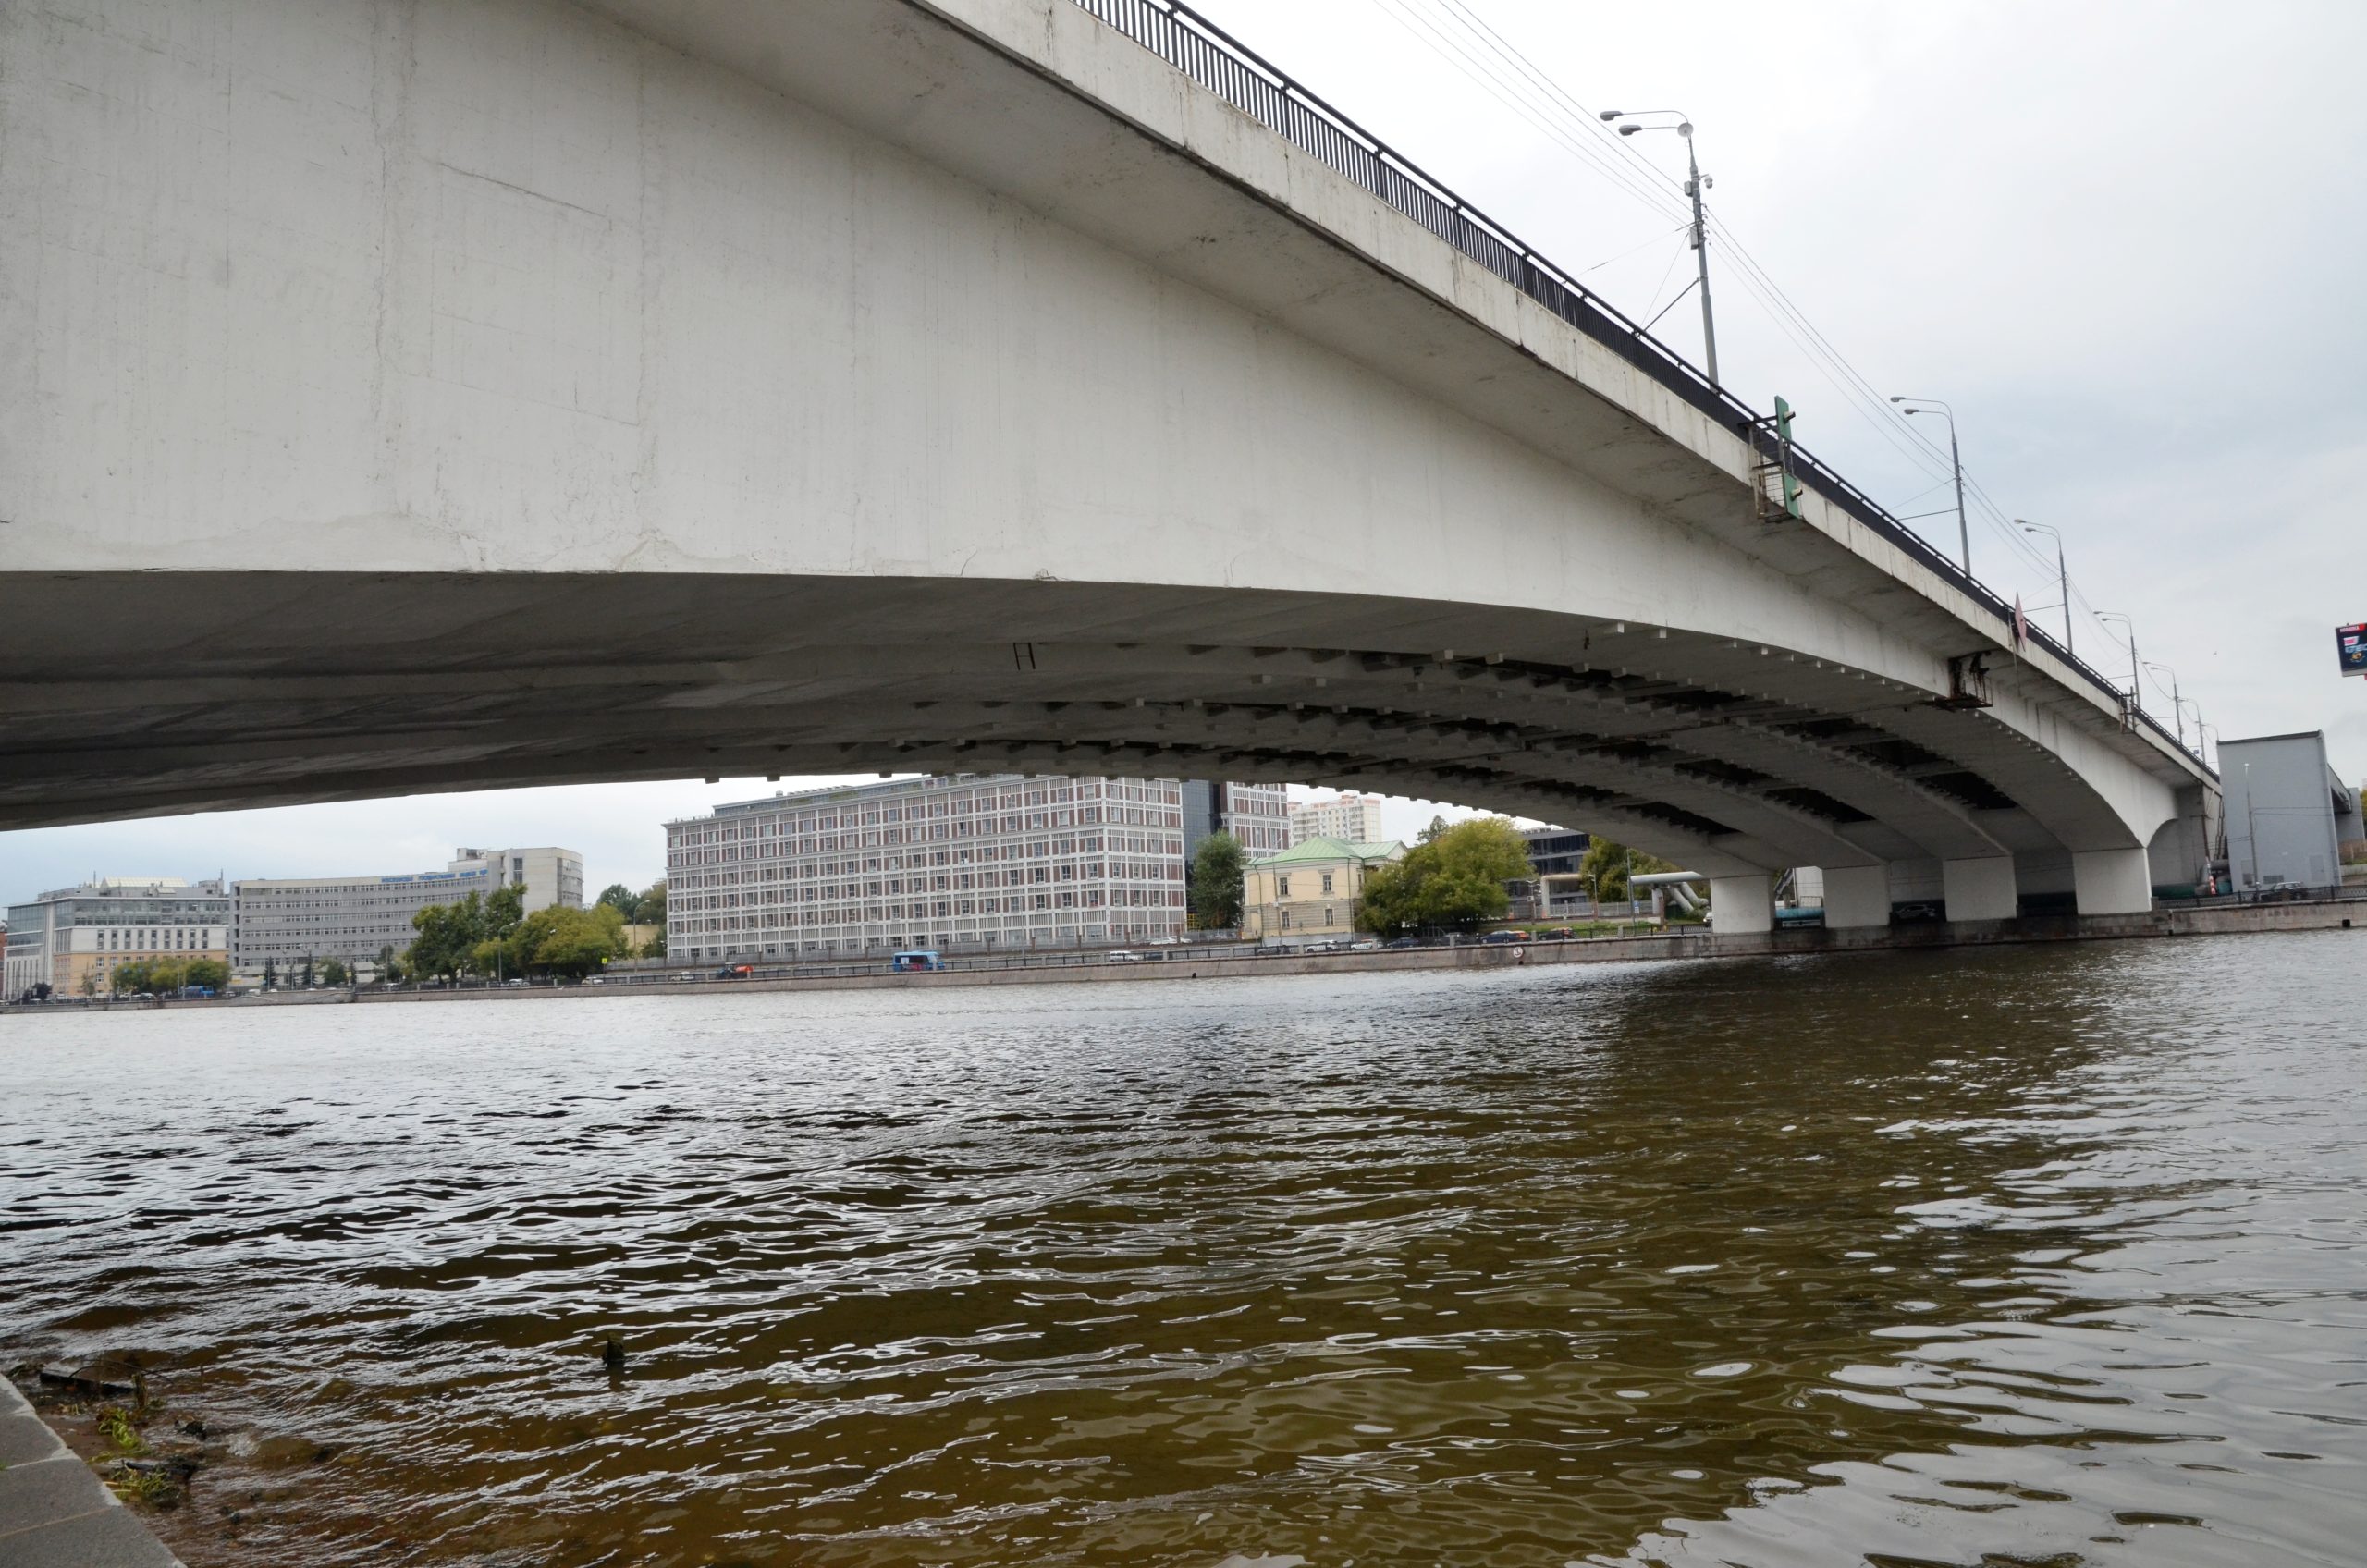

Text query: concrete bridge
(0, 0), (2213, 932)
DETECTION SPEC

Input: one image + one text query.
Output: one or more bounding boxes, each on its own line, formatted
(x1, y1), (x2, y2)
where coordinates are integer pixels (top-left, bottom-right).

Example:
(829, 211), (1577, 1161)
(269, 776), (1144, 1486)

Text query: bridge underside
(0, 0), (2214, 930)
(1, 570), (2204, 925)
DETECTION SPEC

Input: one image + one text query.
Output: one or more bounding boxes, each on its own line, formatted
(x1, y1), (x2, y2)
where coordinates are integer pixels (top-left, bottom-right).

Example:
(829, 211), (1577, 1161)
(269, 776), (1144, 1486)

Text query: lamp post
(2095, 611), (2141, 717)
(2198, 720), (2218, 769)
(2145, 661), (2190, 750)
(2014, 519), (2073, 655)
(1600, 109), (1718, 386)
(1890, 398), (1969, 575)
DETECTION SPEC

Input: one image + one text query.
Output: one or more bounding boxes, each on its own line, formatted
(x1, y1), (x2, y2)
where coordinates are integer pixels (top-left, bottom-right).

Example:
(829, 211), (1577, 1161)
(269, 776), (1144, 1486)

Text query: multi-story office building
(1182, 780), (1292, 859)
(666, 774), (1204, 962)
(1288, 792), (1387, 846)
(231, 846), (583, 976)
(450, 846), (584, 912)
(5, 878), (230, 998)
(1241, 838), (1405, 946)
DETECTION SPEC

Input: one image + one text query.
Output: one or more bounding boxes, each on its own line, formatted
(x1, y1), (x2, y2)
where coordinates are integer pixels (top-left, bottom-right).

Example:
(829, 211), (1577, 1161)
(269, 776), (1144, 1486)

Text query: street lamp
(1891, 397), (1969, 575)
(2198, 720), (2218, 769)
(1600, 108), (1719, 386)
(2144, 661), (2190, 750)
(2015, 520), (2073, 655)
(2095, 611), (2141, 717)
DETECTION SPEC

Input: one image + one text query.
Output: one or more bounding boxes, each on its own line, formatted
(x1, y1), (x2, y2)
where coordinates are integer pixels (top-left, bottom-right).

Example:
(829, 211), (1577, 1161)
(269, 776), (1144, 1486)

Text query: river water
(3, 935), (2362, 1568)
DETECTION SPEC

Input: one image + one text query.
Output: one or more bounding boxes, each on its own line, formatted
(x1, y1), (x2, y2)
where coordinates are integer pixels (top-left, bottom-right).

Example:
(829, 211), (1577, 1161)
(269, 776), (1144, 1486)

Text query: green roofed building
(1242, 837), (1404, 946)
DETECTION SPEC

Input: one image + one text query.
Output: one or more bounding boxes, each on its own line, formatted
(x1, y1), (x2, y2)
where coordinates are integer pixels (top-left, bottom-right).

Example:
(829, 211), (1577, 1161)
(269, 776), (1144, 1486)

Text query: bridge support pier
(1942, 856), (2019, 923)
(1821, 865), (1893, 929)
(2073, 847), (2154, 915)
(1709, 874), (1775, 936)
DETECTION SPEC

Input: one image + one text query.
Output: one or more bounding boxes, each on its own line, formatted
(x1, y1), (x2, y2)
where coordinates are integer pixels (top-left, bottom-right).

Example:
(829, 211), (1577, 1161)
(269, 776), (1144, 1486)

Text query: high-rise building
(1181, 780), (1291, 860)
(5, 878), (230, 998)
(1289, 792), (1387, 846)
(666, 773), (1212, 962)
(231, 846), (583, 977)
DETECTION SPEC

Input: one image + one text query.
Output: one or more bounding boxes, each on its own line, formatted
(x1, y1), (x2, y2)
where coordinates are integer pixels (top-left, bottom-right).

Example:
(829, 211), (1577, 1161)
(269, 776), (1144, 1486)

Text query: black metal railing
(1067, 0), (2210, 777)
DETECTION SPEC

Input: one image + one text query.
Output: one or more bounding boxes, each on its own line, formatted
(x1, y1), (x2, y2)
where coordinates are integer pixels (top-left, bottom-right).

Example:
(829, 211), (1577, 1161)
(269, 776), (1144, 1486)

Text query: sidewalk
(0, 1379), (180, 1567)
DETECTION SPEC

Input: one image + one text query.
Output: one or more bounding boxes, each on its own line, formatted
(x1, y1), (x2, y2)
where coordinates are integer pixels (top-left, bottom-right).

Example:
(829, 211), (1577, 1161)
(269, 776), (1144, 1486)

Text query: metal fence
(1066, 0), (2211, 777)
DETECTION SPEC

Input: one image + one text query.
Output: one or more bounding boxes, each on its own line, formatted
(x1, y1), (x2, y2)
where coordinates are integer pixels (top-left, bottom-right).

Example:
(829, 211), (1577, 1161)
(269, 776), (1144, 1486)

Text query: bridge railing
(1068, 0), (2210, 778)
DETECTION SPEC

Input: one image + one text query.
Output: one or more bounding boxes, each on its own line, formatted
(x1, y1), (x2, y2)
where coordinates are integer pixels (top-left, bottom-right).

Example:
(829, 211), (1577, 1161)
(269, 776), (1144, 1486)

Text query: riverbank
(12, 895), (2354, 1014)
(0, 1378), (181, 1566)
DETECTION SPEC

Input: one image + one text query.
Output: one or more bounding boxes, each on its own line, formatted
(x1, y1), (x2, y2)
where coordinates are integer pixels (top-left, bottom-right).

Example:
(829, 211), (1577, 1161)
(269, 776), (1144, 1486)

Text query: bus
(890, 949), (946, 973)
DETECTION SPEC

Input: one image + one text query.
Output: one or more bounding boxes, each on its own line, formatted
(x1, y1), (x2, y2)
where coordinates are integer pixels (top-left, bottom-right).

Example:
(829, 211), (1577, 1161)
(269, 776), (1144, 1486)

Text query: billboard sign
(2341, 623), (2367, 678)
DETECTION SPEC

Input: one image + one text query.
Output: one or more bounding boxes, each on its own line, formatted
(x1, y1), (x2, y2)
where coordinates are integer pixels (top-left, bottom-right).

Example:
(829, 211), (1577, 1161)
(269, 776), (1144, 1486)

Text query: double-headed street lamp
(2014, 519), (2073, 655)
(2144, 661), (2192, 751)
(1890, 397), (1969, 575)
(1600, 108), (1718, 387)
(2094, 611), (2141, 717)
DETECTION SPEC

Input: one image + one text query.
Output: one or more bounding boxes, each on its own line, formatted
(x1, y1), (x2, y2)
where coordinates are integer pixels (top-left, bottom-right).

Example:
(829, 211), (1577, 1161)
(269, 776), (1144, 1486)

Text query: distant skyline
(6, 0), (2361, 908)
(0, 781), (1490, 910)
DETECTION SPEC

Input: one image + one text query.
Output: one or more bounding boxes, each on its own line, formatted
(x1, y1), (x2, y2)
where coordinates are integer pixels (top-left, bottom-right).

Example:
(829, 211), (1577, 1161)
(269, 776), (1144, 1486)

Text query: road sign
(2340, 623), (2367, 678)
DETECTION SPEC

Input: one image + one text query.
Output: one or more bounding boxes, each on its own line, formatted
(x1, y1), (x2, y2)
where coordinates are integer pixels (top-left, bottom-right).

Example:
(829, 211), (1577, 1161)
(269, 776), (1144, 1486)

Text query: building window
(1277, 875), (1291, 898)
(1320, 872), (1333, 894)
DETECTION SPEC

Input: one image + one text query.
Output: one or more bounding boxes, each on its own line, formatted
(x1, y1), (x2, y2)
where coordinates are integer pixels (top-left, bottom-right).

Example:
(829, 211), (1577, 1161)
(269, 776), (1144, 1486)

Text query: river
(3, 933), (2362, 1567)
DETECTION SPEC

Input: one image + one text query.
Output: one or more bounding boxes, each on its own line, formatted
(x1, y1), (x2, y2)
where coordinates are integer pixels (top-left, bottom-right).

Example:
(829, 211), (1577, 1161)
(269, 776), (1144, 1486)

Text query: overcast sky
(5, 0), (2361, 906)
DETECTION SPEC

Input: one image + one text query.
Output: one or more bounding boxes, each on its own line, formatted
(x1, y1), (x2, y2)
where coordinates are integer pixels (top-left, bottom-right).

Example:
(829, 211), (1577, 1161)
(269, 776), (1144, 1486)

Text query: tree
(320, 957), (350, 987)
(263, 958), (277, 991)
(1356, 817), (1533, 935)
(595, 884), (642, 922)
(638, 879), (668, 958)
(407, 898), (469, 980)
(79, 970), (100, 998)
(1187, 832), (1246, 929)
(184, 958), (229, 991)
(1580, 838), (1677, 906)
(511, 903), (630, 980)
(300, 954), (315, 988)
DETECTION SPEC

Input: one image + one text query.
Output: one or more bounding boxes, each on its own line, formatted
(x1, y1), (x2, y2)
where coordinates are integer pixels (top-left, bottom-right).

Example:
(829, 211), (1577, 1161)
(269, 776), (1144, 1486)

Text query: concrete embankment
(0, 1379), (181, 1566)
(8, 900), (2356, 1016)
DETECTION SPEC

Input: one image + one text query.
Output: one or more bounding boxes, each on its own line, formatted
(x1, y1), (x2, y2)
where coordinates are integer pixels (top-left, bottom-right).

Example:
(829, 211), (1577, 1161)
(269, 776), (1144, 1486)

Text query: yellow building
(1241, 837), (1404, 945)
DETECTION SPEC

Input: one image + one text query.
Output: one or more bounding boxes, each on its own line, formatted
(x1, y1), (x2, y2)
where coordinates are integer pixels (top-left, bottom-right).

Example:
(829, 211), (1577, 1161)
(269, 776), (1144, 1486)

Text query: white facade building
(450, 846), (583, 913)
(231, 846), (583, 975)
(5, 878), (229, 998)
(1289, 792), (1387, 846)
(666, 774), (1195, 962)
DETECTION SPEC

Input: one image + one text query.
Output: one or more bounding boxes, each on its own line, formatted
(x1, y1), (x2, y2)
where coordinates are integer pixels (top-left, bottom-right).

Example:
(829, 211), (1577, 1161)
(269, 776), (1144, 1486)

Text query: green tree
(184, 958), (229, 991)
(595, 883), (642, 921)
(1579, 838), (1677, 906)
(1355, 817), (1533, 935)
(512, 903), (629, 979)
(1186, 832), (1246, 929)
(300, 954), (315, 988)
(407, 893), (484, 981)
(638, 879), (668, 958)
(376, 945), (402, 985)
(320, 957), (350, 987)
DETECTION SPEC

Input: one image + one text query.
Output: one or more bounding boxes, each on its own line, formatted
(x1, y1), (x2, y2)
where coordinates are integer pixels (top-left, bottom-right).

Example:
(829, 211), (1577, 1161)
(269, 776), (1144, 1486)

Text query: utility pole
(1891, 398), (1969, 574)
(1601, 110), (1717, 386)
(1684, 130), (1717, 387)
(2016, 520), (2072, 655)
(2097, 612), (2140, 720)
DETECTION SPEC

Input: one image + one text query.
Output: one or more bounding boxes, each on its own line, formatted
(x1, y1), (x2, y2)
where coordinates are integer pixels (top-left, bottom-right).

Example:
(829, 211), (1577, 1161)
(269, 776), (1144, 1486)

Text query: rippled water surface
(5, 935), (2364, 1567)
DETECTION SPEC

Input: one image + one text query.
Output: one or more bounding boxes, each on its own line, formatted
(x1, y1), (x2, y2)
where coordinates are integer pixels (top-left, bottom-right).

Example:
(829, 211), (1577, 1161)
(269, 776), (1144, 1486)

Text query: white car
(1104, 949), (1142, 963)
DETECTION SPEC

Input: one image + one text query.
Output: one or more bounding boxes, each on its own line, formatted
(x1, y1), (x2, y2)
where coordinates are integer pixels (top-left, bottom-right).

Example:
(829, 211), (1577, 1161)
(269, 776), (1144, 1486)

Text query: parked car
(712, 964), (754, 979)
(1348, 939), (1380, 952)
(1383, 936), (1423, 949)
(1480, 930), (1527, 946)
(1105, 949), (1142, 963)
(1544, 926), (1576, 940)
